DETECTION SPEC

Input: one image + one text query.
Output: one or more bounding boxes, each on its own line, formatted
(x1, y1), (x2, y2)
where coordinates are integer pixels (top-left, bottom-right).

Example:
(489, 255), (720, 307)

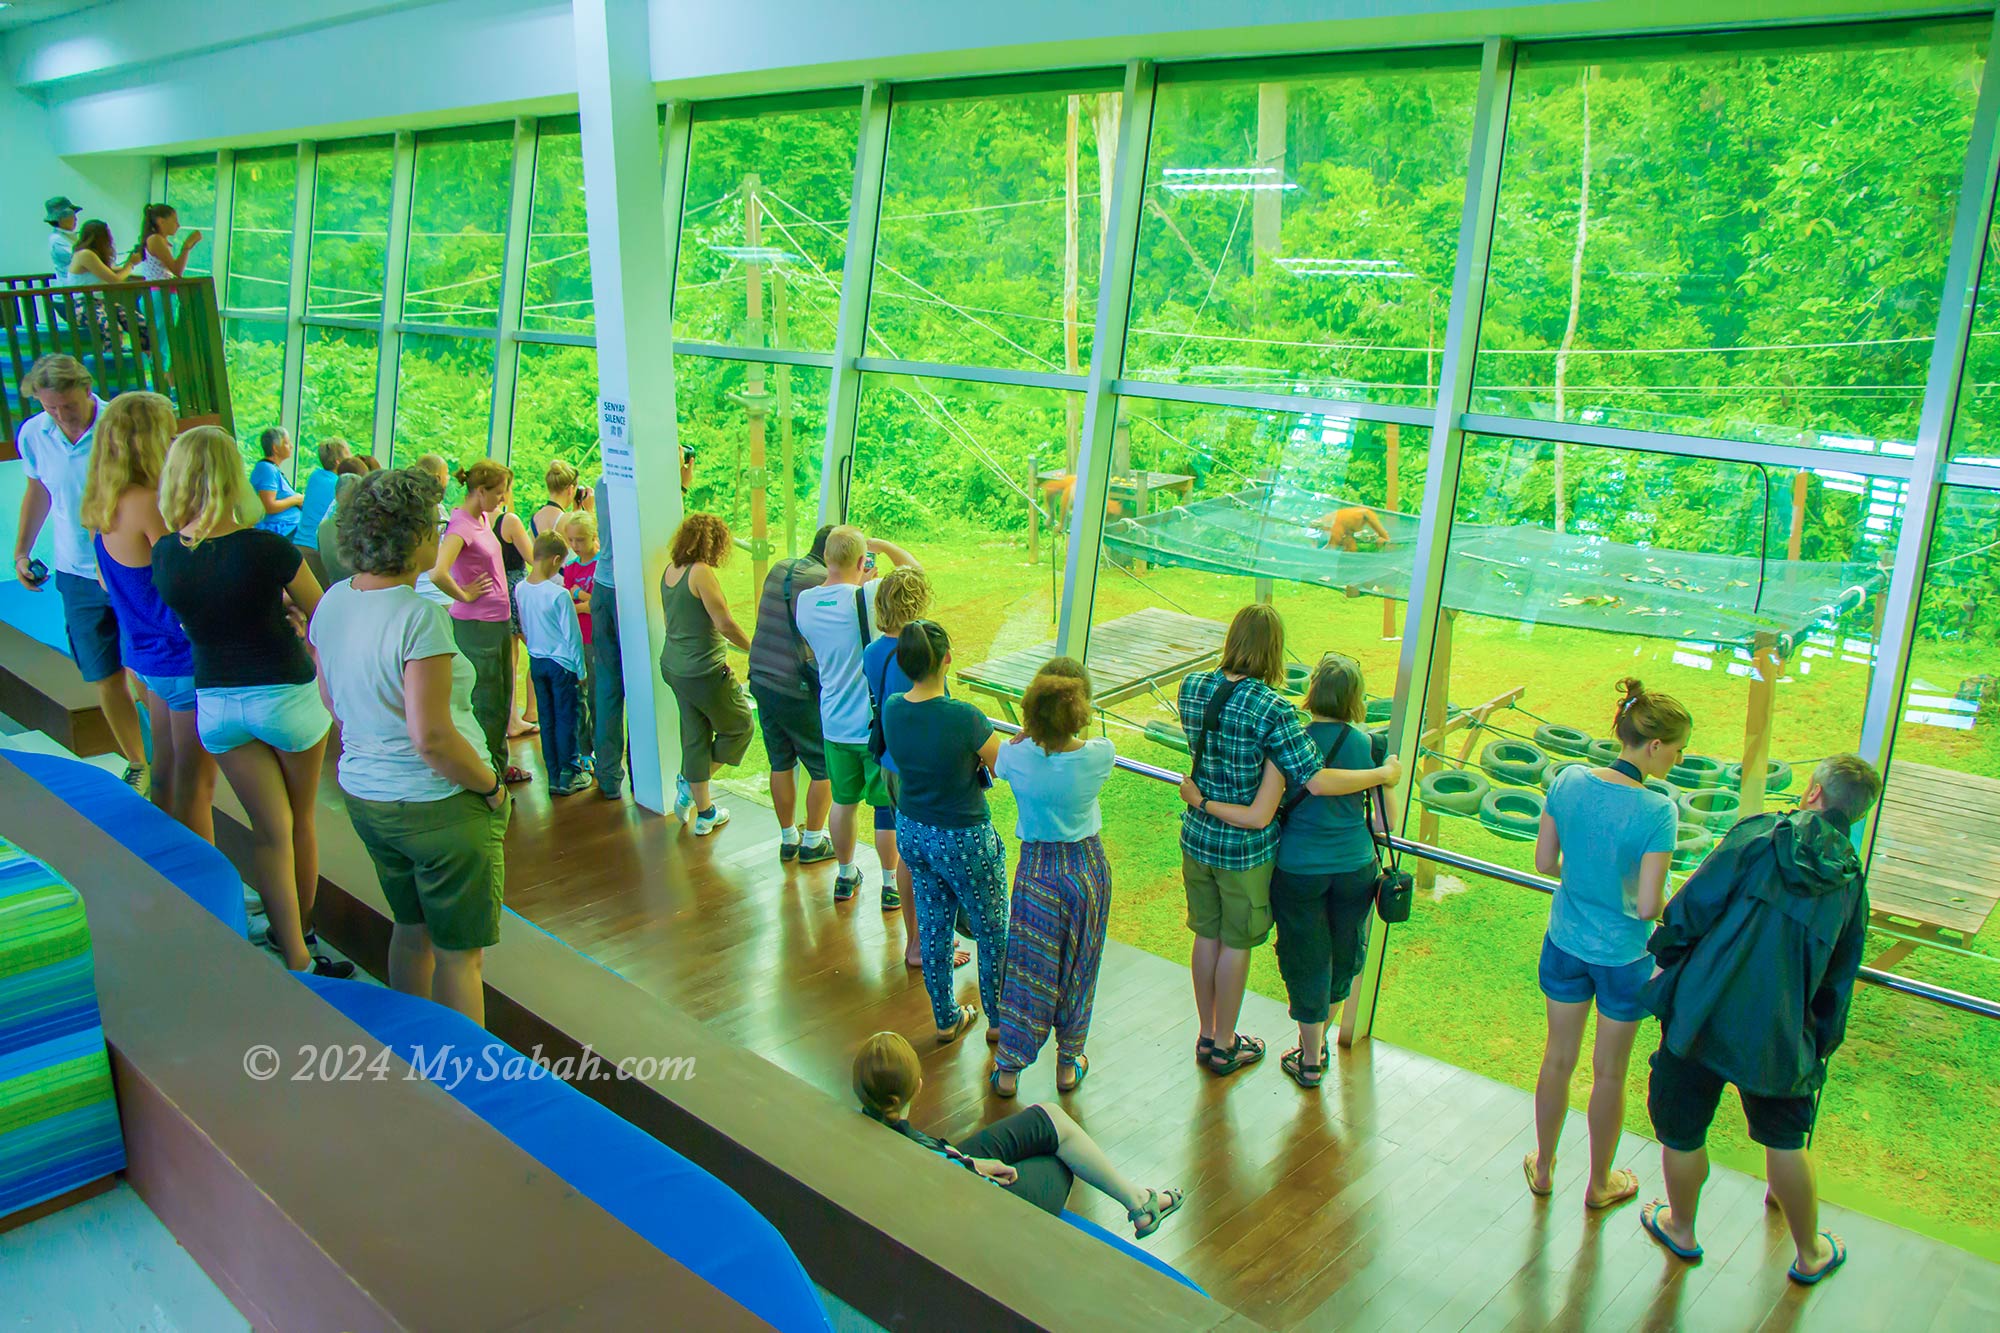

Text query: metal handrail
(986, 716), (2000, 1022)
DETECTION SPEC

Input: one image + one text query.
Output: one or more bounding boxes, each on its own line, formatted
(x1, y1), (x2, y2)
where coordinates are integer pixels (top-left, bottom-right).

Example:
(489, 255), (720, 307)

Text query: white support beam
(574, 0), (683, 815)
(278, 140), (317, 466)
(208, 150), (236, 326)
(489, 117), (540, 463)
(372, 132), (416, 461)
(820, 81), (891, 524)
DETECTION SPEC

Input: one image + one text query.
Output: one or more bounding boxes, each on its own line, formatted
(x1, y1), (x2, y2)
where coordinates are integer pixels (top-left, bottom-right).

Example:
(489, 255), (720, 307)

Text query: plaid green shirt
(1179, 670), (1321, 869)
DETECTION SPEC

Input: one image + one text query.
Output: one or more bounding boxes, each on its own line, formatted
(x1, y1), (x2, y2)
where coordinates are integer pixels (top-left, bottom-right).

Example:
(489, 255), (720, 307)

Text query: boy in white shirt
(516, 531), (589, 796)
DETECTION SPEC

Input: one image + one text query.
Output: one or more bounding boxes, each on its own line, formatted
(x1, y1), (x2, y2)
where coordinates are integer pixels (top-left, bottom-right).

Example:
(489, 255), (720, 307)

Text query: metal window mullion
(1856, 8), (2000, 834)
(373, 131), (416, 459)
(819, 82), (891, 525)
(854, 356), (1085, 393)
(1943, 460), (2000, 489)
(148, 158), (167, 202)
(1346, 37), (1516, 1047)
(1459, 411), (1916, 481)
(209, 150), (235, 322)
(488, 117), (539, 463)
(278, 140), (317, 465)
(671, 338), (830, 368)
(1056, 60), (1157, 660)
(1112, 376), (1435, 429)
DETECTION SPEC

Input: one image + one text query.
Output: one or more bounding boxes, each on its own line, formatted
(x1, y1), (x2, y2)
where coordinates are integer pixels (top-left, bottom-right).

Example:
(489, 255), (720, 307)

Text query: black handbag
(1370, 785), (1414, 925)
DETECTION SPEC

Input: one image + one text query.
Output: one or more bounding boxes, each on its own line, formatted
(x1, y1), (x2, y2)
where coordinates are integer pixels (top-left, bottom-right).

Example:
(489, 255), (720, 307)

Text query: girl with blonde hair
(80, 392), (215, 841)
(151, 427), (346, 977)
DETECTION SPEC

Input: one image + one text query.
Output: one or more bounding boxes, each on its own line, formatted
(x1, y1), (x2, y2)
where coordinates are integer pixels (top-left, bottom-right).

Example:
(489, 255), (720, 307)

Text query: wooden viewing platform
(957, 606), (1227, 721)
(1867, 761), (2000, 968)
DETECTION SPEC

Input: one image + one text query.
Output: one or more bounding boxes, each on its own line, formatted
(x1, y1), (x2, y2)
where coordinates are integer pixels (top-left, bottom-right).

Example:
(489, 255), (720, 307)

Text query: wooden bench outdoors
(1866, 760), (2000, 968)
(958, 606), (1227, 723)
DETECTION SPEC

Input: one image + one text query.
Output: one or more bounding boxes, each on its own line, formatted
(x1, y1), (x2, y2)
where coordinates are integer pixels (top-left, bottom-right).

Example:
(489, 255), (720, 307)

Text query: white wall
(0, 69), (149, 277)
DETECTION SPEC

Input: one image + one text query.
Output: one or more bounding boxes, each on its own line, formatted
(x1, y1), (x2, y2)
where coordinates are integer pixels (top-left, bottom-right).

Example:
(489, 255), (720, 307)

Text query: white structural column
(1057, 60), (1156, 660)
(208, 150), (236, 319)
(278, 140), (317, 452)
(488, 118), (540, 462)
(1342, 37), (1515, 1046)
(572, 0), (683, 815)
(819, 82), (891, 524)
(372, 132), (416, 460)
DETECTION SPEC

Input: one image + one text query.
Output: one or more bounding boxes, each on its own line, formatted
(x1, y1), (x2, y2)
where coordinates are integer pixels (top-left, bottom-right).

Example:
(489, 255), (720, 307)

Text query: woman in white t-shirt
(309, 467), (510, 1025)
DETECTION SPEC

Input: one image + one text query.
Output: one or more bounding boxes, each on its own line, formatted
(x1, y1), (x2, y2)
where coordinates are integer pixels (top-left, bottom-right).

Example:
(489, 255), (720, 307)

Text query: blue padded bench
(0, 578), (72, 657)
(299, 975), (834, 1333)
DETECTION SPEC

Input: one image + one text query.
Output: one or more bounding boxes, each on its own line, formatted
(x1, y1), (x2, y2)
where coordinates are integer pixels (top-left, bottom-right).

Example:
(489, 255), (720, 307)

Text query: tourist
(1182, 652), (1400, 1090)
(990, 658), (1116, 1098)
(531, 460), (592, 538)
(587, 468), (625, 800)
(409, 454), (453, 610)
(57, 219), (149, 353)
(1638, 755), (1877, 1285)
(315, 460), (371, 586)
(152, 426), (346, 977)
(430, 460), (527, 784)
(1174, 605), (1337, 1077)
(295, 436), (353, 582)
(132, 203), (202, 280)
(11, 355), (149, 786)
(78, 391), (216, 841)
(797, 525), (921, 900)
(861, 567), (925, 919)
(310, 468), (508, 1025)
(250, 428), (304, 540)
(746, 525), (835, 860)
(518, 531), (590, 796)
(45, 196), (79, 275)
(491, 494), (537, 741)
(881, 620), (1008, 1044)
(852, 1031), (1184, 1237)
(659, 512), (753, 833)
(559, 510), (598, 775)
(1524, 678), (1686, 1210)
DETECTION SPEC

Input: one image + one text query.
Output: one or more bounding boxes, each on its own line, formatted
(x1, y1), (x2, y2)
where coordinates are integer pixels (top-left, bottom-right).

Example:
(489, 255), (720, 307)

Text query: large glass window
(392, 333), (496, 465)
(510, 343), (602, 489)
(223, 319), (287, 466)
(404, 127), (513, 329)
(307, 138), (393, 318)
(674, 98), (859, 351)
(869, 77), (1121, 371)
(1475, 25), (1985, 449)
(300, 326), (380, 457)
(226, 148), (297, 316)
(523, 120), (595, 336)
(164, 157), (217, 278)
(1125, 54), (1481, 404)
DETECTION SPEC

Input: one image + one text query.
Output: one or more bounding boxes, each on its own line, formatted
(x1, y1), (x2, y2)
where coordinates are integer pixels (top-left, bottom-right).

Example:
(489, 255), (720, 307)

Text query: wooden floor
(403, 735), (2000, 1331)
(1868, 761), (2000, 964)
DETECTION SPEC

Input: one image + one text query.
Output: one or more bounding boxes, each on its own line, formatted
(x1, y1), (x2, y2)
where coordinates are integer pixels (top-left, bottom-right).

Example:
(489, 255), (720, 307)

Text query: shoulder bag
(1370, 784), (1414, 924)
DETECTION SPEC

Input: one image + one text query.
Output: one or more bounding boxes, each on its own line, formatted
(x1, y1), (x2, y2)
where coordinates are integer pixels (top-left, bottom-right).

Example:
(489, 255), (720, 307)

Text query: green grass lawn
(706, 528), (2000, 1259)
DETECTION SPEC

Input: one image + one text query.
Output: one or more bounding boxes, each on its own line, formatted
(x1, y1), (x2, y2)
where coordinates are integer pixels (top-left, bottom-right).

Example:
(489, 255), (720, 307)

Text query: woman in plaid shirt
(1177, 606), (1399, 1076)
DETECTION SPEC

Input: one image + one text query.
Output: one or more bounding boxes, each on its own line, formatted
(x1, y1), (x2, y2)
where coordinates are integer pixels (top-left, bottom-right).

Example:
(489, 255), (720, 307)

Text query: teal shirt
(1275, 721), (1379, 875)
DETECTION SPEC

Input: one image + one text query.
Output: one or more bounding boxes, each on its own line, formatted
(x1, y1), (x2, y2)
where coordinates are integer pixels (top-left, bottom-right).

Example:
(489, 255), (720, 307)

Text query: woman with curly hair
(310, 468), (509, 1025)
(659, 512), (753, 834)
(79, 391), (215, 841)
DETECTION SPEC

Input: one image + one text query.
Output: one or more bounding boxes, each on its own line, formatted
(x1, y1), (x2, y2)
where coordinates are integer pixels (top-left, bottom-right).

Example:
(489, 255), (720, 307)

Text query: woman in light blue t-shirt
(249, 427), (304, 540)
(1525, 678), (1688, 1212)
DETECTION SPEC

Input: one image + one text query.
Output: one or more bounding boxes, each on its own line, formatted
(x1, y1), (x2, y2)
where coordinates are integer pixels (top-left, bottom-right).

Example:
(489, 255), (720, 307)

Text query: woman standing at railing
(1523, 678), (1687, 1211)
(430, 460), (529, 785)
(133, 204), (202, 281)
(59, 219), (150, 354)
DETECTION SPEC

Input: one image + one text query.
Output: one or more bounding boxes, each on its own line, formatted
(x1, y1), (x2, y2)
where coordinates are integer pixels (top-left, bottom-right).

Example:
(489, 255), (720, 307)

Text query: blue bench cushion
(0, 579), (72, 657)
(299, 975), (832, 1333)
(1060, 1211), (1207, 1295)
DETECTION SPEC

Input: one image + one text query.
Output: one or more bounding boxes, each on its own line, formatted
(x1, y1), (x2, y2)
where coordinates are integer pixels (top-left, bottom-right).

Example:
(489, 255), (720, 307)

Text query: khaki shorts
(1183, 853), (1275, 949)
(344, 789), (509, 952)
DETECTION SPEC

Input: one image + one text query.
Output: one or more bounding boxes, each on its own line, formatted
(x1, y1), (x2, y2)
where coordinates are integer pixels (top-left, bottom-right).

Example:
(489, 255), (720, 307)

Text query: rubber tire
(1586, 737), (1621, 765)
(1282, 663), (1312, 696)
(1677, 787), (1742, 832)
(1366, 697), (1394, 725)
(1542, 757), (1590, 789)
(1669, 754), (1726, 789)
(1672, 822), (1714, 868)
(1723, 758), (1794, 795)
(1533, 723), (1593, 757)
(1645, 777), (1680, 802)
(1418, 768), (1490, 818)
(1143, 720), (1189, 755)
(1481, 738), (1551, 788)
(1479, 787), (1546, 842)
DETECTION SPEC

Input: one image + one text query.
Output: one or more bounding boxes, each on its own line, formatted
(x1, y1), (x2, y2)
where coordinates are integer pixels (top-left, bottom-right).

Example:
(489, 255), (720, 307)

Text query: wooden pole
(774, 268), (797, 560)
(1026, 449), (1040, 563)
(1739, 632), (1780, 817)
(743, 173), (770, 593)
(1416, 610), (1452, 891)
(1786, 469), (1809, 562)
(1063, 95), (1082, 476)
(1253, 83), (1286, 273)
(1383, 422), (1401, 640)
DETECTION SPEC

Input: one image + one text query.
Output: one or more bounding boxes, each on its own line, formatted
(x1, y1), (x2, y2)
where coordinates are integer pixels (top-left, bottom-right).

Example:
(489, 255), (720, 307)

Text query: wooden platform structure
(0, 619), (113, 757)
(958, 606), (1226, 721)
(1867, 761), (2000, 968)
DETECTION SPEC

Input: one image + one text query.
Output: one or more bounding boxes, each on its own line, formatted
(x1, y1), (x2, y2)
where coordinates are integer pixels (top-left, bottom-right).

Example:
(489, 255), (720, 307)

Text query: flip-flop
(1523, 1152), (1553, 1198)
(935, 1004), (976, 1045)
(1640, 1200), (1703, 1262)
(1788, 1233), (1847, 1285)
(1586, 1167), (1641, 1210)
(1129, 1187), (1185, 1240)
(1057, 1053), (1089, 1093)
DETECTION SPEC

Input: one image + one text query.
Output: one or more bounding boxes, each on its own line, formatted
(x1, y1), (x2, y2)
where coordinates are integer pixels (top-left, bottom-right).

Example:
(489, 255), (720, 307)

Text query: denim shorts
(55, 572), (122, 683)
(196, 680), (332, 755)
(137, 672), (198, 713)
(1538, 935), (1653, 1022)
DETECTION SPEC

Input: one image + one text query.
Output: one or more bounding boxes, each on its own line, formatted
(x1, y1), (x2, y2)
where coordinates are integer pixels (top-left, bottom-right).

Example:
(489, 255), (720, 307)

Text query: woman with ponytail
(431, 459), (528, 783)
(880, 619), (1009, 1046)
(1524, 677), (1689, 1210)
(134, 203), (202, 281)
(988, 658), (1116, 1097)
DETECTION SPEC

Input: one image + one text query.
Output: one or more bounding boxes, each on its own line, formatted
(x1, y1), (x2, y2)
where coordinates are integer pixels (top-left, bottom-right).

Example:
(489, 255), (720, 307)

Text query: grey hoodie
(1644, 809), (1869, 1099)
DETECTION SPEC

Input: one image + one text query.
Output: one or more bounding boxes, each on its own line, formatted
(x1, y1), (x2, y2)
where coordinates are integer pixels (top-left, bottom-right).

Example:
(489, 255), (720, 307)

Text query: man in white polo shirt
(13, 355), (148, 787)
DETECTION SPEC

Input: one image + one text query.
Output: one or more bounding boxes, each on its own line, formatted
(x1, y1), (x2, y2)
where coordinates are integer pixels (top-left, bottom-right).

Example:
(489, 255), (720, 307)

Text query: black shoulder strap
(855, 581), (872, 647)
(1279, 722), (1350, 822)
(1188, 675), (1245, 779)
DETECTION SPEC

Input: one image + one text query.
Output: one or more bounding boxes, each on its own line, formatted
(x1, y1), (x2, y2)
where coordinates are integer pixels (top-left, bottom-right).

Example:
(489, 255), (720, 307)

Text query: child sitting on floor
(515, 531), (589, 796)
(851, 1031), (1184, 1239)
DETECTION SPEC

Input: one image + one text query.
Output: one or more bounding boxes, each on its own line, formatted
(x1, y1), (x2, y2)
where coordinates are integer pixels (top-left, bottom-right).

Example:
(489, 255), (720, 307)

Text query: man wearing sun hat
(44, 196), (79, 276)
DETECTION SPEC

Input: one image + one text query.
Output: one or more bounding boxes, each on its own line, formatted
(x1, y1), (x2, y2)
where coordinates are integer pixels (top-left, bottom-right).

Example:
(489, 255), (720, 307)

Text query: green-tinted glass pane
(675, 104), (858, 351)
(523, 128), (594, 335)
(300, 325), (380, 457)
(227, 150), (297, 316)
(308, 139), (393, 317)
(405, 130), (512, 329)
(869, 87), (1118, 370)
(510, 342), (601, 486)
(1125, 58), (1479, 403)
(223, 318), (286, 468)
(1476, 28), (1984, 449)
(392, 333), (494, 466)
(165, 158), (217, 278)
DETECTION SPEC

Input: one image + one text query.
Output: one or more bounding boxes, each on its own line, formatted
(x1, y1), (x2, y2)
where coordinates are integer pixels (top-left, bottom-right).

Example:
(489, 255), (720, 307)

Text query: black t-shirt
(151, 528), (315, 689)
(882, 694), (994, 828)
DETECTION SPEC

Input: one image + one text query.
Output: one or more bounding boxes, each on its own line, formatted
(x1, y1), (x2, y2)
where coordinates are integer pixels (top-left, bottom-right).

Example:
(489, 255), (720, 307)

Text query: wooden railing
(2, 273), (234, 458)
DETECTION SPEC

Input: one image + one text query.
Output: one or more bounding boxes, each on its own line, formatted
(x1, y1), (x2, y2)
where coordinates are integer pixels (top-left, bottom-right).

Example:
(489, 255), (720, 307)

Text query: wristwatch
(476, 775), (504, 800)
(1199, 796), (1210, 813)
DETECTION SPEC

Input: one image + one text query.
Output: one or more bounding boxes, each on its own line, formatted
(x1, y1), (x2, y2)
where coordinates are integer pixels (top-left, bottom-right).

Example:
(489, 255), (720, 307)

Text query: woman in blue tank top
(79, 391), (216, 842)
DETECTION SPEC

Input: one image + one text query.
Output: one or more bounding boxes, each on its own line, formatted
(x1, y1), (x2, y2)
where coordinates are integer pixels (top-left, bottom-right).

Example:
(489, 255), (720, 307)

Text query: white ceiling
(0, 0), (105, 33)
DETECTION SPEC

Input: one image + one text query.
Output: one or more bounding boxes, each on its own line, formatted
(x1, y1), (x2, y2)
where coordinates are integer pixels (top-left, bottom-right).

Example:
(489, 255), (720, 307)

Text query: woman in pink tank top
(431, 460), (524, 782)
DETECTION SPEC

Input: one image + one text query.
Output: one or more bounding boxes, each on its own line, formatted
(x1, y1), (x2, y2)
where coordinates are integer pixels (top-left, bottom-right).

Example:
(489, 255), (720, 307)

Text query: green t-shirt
(1275, 721), (1379, 875)
(882, 694), (993, 828)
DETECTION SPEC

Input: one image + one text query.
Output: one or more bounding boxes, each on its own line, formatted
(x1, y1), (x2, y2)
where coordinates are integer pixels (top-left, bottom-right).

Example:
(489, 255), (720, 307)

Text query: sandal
(1194, 1036), (1215, 1066)
(989, 1068), (1018, 1099)
(503, 765), (533, 785)
(936, 1004), (977, 1045)
(1206, 1033), (1265, 1077)
(1057, 1054), (1089, 1093)
(1128, 1187), (1185, 1240)
(1280, 1043), (1328, 1089)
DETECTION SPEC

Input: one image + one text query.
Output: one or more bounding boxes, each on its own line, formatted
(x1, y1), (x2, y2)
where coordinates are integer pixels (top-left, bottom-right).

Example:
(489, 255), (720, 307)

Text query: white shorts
(197, 681), (332, 755)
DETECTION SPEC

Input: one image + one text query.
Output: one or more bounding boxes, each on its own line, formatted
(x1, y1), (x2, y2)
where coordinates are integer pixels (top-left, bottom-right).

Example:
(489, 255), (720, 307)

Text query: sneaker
(597, 781), (623, 800)
(881, 881), (902, 911)
(121, 762), (148, 792)
(310, 953), (356, 979)
(550, 776), (589, 797)
(796, 836), (836, 865)
(693, 806), (731, 836)
(674, 773), (694, 823)
(833, 868), (860, 902)
(780, 839), (800, 862)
